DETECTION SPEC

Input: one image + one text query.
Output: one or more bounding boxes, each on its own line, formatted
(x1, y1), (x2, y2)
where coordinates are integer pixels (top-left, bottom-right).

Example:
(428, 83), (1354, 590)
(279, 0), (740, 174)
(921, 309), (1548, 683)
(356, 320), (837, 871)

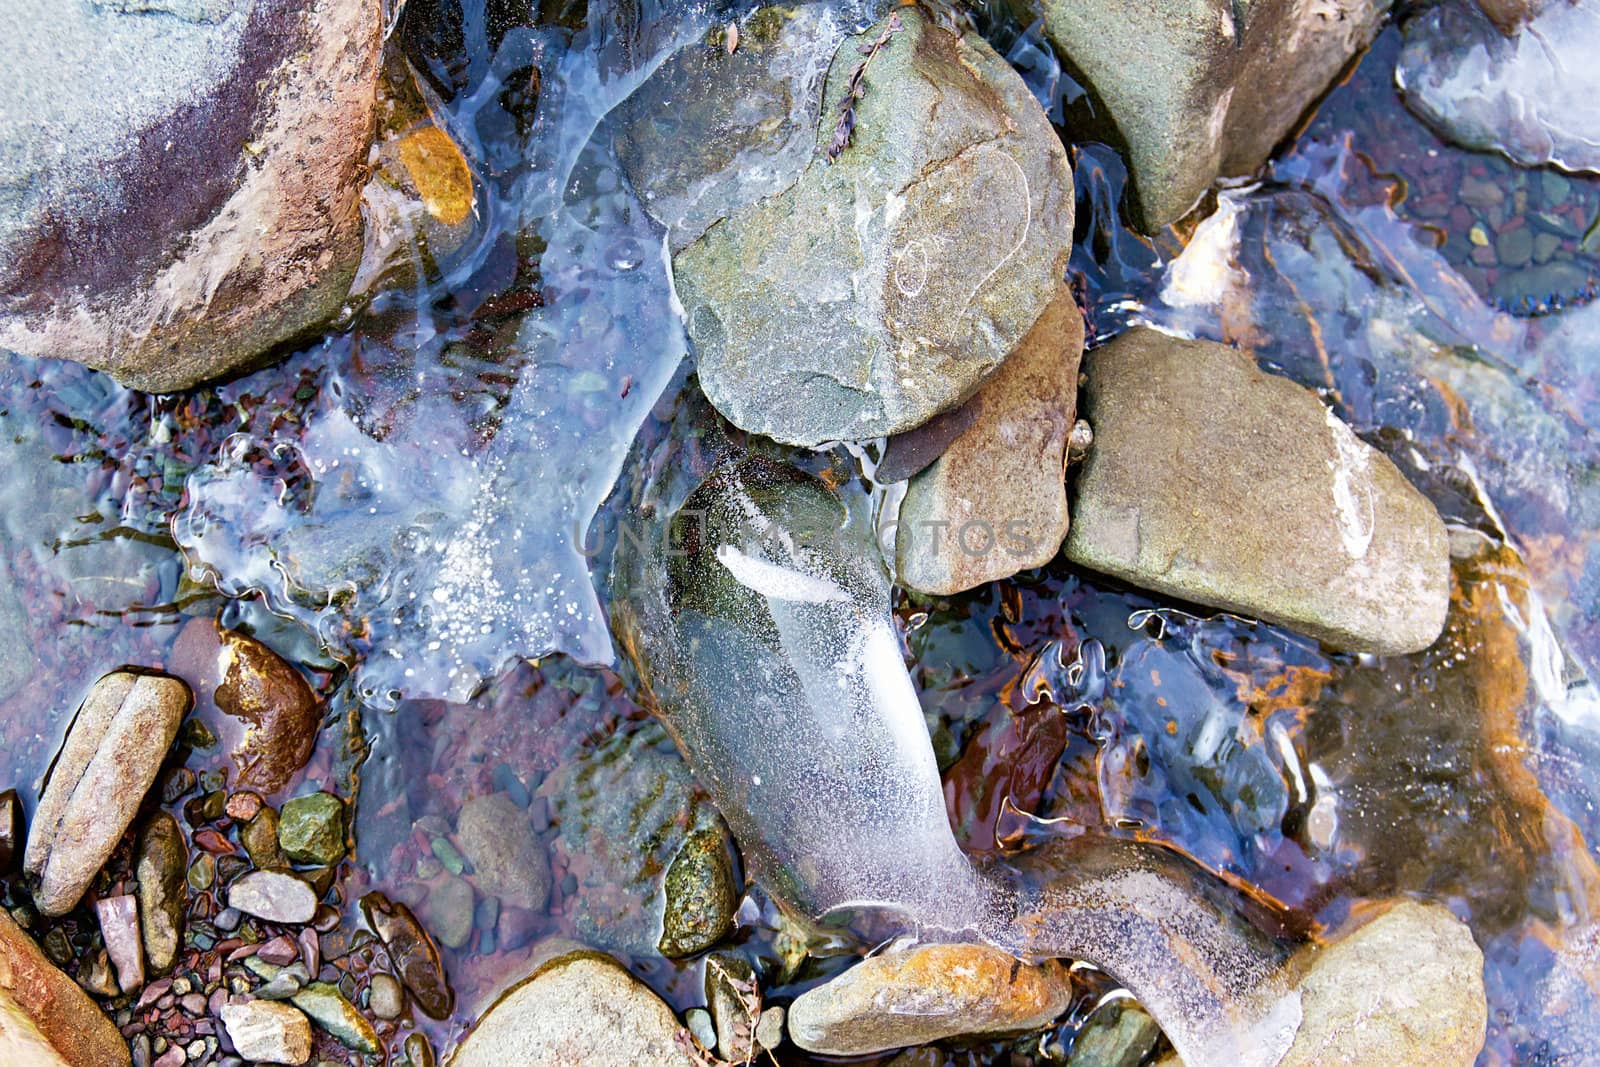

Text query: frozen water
(1397, 0), (1600, 173)
(612, 451), (1301, 1067)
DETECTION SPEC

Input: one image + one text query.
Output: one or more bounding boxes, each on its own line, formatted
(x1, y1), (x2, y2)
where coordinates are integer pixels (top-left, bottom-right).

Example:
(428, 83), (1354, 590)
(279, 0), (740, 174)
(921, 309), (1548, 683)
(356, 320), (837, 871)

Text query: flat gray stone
(227, 871), (317, 925)
(675, 8), (1074, 446)
(1063, 328), (1449, 655)
(1042, 0), (1389, 230)
(456, 792), (550, 912)
(449, 951), (700, 1067)
(896, 286), (1083, 594)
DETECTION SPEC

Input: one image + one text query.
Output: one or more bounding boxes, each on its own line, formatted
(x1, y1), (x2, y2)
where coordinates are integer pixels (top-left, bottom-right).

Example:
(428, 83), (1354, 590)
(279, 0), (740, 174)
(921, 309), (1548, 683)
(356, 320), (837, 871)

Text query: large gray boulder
(1042, 0), (1389, 231)
(1062, 328), (1449, 655)
(673, 8), (1074, 446)
(0, 0), (381, 391)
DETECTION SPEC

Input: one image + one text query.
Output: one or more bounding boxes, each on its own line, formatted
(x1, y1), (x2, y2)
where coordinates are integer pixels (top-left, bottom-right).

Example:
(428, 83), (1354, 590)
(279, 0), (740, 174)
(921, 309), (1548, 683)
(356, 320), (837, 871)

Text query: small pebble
(755, 1005), (785, 1050)
(369, 973), (405, 1020)
(214, 907), (242, 932)
(687, 1007), (717, 1050)
(226, 792), (264, 822)
(404, 1033), (435, 1067)
(180, 992), (207, 1015)
(187, 854), (216, 891)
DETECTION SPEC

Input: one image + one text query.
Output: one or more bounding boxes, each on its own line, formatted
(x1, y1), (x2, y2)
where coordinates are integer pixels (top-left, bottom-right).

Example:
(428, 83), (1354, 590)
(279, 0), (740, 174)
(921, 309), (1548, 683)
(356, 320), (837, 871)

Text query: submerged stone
(455, 792), (550, 913)
(788, 943), (1074, 1055)
(1063, 328), (1450, 655)
(1041, 0), (1389, 230)
(360, 892), (453, 1020)
(1066, 1002), (1162, 1067)
(895, 286), (1084, 594)
(542, 720), (736, 957)
(674, 8), (1074, 446)
(616, 4), (855, 251)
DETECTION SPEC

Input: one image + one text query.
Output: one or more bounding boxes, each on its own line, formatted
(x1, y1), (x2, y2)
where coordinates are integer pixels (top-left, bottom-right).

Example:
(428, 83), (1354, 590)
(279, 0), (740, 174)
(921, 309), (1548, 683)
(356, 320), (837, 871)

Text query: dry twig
(825, 12), (903, 163)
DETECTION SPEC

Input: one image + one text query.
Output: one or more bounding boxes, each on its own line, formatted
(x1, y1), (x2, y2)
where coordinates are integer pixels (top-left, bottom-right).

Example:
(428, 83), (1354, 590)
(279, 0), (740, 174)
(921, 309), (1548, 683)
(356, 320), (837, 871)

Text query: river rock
(0, 558), (32, 703)
(243, 806), (288, 869)
(1062, 328), (1450, 655)
(290, 981), (379, 1054)
(277, 792), (345, 866)
(674, 7), (1075, 446)
(219, 999), (313, 1065)
(1155, 900), (1486, 1066)
(1066, 1002), (1162, 1067)
(705, 952), (759, 1062)
(616, 5), (851, 251)
(787, 943), (1074, 1056)
(0, 909), (131, 1066)
(456, 792), (551, 912)
(228, 870), (317, 924)
(1041, 0), (1389, 230)
(421, 874), (476, 950)
(542, 720), (738, 958)
(0, 0), (382, 390)
(135, 812), (188, 975)
(26, 670), (191, 915)
(94, 894), (144, 994)
(213, 628), (322, 794)
(1397, 0), (1600, 174)
(447, 951), (700, 1067)
(0, 788), (22, 875)
(360, 892), (453, 1019)
(895, 286), (1084, 594)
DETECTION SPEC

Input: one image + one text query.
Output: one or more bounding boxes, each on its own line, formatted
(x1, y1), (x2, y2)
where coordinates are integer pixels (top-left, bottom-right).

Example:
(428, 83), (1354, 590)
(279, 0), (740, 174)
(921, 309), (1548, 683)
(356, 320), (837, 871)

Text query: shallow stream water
(2, 1), (1599, 1064)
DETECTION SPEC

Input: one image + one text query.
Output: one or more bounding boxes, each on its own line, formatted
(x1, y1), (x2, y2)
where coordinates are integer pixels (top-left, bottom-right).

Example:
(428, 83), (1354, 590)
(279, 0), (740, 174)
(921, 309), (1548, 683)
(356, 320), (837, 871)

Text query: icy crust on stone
(986, 836), (1300, 1067)
(173, 4), (748, 704)
(612, 453), (1301, 1067)
(1397, 0), (1600, 173)
(620, 456), (989, 928)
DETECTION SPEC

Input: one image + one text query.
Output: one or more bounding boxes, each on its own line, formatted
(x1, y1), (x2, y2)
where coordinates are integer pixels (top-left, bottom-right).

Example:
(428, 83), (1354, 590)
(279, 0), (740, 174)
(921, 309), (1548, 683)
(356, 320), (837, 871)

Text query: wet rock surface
(276, 791), (345, 866)
(26, 670), (190, 915)
(455, 792), (551, 913)
(360, 891), (453, 1019)
(895, 286), (1084, 594)
(1063, 328), (1450, 654)
(1065, 1002), (1162, 1067)
(135, 812), (188, 976)
(674, 7), (1074, 446)
(211, 628), (322, 794)
(0, 909), (130, 1066)
(447, 950), (699, 1067)
(788, 942), (1075, 1055)
(616, 5), (852, 251)
(1042, 0), (1390, 229)
(0, 0), (382, 390)
(542, 720), (737, 957)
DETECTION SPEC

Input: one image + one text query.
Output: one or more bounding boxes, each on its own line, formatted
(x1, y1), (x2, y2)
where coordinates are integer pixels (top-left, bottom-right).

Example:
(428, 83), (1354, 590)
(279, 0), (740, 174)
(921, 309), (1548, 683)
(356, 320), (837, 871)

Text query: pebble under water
(0, 0), (1598, 1064)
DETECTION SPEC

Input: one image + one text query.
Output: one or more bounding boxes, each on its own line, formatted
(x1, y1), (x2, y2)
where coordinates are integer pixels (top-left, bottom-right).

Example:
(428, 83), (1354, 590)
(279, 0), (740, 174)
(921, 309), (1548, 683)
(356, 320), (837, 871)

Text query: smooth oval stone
(360, 892), (453, 1019)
